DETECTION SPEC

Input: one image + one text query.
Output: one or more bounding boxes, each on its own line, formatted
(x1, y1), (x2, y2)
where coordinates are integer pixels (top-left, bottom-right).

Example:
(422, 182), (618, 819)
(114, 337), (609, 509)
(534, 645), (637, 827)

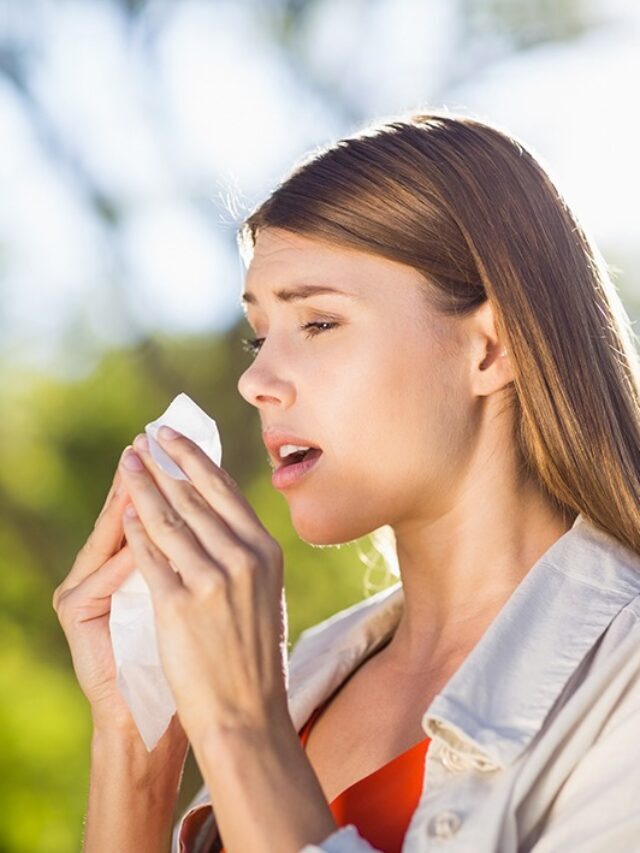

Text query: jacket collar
(286, 514), (640, 770)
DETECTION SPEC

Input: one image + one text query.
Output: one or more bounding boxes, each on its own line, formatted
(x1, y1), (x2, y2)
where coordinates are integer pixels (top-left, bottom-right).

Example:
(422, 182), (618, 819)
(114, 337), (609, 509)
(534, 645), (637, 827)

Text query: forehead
(242, 227), (425, 308)
(246, 228), (366, 282)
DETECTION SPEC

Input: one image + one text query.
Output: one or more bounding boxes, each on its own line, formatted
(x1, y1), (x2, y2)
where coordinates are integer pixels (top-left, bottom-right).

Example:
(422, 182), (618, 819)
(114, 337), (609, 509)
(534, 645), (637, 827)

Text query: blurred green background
(1, 0), (639, 850)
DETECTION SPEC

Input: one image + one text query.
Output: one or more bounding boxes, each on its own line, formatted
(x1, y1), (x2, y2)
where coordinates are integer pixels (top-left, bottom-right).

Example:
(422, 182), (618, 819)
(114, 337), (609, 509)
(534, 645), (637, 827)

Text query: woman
(53, 110), (640, 852)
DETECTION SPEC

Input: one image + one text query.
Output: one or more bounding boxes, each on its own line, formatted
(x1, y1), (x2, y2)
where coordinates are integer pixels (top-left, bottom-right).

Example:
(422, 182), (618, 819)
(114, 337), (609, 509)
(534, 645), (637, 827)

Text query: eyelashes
(241, 321), (340, 358)
(241, 337), (264, 357)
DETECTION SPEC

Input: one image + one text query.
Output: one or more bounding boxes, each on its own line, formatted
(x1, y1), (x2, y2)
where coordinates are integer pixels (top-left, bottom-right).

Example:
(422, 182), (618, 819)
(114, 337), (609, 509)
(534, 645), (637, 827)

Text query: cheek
(353, 332), (469, 488)
(369, 332), (447, 433)
(290, 321), (471, 530)
(312, 332), (426, 480)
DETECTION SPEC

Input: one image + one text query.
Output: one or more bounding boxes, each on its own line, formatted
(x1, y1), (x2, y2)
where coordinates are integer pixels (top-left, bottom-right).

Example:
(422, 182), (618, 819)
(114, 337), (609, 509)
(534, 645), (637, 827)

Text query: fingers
(124, 440), (250, 571)
(119, 452), (220, 590)
(79, 542), (136, 602)
(55, 544), (136, 624)
(53, 451), (132, 609)
(121, 508), (185, 599)
(95, 468), (123, 522)
(133, 431), (268, 552)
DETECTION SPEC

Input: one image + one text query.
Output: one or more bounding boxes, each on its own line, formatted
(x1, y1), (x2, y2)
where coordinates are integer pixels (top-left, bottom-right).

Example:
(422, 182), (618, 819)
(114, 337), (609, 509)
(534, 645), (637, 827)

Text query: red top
(218, 696), (430, 853)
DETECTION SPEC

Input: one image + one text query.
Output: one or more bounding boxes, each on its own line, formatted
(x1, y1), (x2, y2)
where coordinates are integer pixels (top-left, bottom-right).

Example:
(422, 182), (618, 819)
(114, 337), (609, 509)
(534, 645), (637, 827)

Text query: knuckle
(199, 573), (225, 597)
(158, 588), (188, 618)
(52, 581), (74, 611)
(79, 538), (108, 566)
(259, 538), (283, 570)
(152, 510), (187, 536)
(175, 490), (206, 516)
(239, 548), (260, 572)
(139, 539), (160, 563)
(55, 590), (73, 622)
(224, 474), (243, 498)
(211, 466), (237, 494)
(223, 541), (258, 572)
(163, 589), (185, 610)
(227, 546), (259, 579)
(81, 536), (101, 557)
(218, 467), (236, 489)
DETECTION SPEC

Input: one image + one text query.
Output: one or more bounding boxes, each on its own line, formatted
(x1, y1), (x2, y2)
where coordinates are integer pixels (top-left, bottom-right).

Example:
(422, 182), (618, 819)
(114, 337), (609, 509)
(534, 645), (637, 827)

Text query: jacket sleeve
(528, 692), (640, 852)
(298, 824), (383, 852)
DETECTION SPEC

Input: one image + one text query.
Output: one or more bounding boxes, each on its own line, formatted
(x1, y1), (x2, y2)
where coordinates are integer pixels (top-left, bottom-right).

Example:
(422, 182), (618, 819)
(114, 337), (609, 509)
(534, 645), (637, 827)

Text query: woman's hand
(52, 456), (187, 756)
(116, 428), (289, 745)
(53, 461), (139, 729)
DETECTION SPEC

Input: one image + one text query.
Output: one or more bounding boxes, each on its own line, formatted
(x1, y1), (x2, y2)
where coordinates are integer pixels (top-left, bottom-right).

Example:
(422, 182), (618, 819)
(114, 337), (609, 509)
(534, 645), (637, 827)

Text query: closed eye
(241, 321), (340, 358)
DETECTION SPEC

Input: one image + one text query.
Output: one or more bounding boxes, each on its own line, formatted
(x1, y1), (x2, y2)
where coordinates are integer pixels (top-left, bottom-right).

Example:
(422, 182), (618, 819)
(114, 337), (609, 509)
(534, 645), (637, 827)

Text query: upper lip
(262, 428), (323, 470)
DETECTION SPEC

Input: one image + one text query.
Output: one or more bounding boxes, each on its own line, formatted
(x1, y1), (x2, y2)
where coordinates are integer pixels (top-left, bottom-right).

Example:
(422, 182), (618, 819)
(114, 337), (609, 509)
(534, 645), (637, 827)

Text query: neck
(385, 484), (575, 677)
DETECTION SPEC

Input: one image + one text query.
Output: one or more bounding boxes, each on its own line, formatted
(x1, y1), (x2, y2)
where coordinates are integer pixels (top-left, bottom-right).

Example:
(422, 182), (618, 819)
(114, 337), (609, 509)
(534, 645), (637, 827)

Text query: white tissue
(109, 392), (222, 751)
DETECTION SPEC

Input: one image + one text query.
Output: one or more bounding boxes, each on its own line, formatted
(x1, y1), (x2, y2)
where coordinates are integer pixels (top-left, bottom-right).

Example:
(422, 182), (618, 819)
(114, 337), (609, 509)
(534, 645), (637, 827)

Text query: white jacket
(173, 513), (640, 852)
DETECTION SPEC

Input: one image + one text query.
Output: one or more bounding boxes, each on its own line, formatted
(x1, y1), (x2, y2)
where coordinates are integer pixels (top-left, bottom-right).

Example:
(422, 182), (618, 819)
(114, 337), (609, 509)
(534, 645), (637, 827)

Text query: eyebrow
(241, 283), (359, 309)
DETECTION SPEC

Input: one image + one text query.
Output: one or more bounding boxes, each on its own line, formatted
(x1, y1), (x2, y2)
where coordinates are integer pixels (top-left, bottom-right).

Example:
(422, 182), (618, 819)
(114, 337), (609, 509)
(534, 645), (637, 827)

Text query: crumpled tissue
(109, 392), (222, 751)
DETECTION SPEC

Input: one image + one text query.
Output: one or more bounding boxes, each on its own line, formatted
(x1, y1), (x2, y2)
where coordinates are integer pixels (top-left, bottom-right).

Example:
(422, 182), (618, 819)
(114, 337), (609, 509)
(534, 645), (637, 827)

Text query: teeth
(279, 444), (310, 459)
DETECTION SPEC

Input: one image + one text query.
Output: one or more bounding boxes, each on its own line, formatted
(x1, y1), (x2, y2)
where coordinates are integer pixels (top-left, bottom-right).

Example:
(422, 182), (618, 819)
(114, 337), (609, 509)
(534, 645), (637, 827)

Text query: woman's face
(237, 227), (476, 545)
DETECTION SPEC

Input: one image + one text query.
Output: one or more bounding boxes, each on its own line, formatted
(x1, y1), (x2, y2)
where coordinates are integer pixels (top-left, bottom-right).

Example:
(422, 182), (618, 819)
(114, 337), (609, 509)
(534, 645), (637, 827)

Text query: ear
(469, 300), (514, 397)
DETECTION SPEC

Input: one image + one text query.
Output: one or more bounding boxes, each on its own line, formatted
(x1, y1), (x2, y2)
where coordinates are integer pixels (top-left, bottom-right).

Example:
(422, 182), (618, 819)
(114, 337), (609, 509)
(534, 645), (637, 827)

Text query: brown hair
(237, 108), (640, 560)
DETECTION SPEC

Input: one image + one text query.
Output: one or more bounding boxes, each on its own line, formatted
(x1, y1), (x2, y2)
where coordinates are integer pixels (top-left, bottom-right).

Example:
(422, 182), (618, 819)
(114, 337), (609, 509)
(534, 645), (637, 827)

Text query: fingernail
(122, 450), (144, 471)
(133, 433), (149, 452)
(159, 425), (181, 440)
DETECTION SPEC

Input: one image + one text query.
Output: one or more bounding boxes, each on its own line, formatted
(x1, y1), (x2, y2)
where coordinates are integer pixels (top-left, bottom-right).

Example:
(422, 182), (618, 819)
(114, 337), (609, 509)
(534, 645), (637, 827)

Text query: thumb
(58, 545), (137, 625)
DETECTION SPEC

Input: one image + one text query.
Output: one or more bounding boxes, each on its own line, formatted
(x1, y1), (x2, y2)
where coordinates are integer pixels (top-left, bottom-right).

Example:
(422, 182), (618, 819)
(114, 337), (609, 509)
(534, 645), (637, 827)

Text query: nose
(237, 357), (295, 409)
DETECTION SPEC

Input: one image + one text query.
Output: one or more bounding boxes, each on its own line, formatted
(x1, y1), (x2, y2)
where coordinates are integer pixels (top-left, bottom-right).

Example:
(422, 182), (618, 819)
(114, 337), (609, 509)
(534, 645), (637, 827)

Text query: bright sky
(1, 0), (638, 379)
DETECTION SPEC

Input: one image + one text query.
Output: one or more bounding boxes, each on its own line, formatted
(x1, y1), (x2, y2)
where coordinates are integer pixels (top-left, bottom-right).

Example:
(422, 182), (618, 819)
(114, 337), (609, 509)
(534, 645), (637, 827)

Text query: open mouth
(272, 445), (324, 489)
(279, 447), (323, 468)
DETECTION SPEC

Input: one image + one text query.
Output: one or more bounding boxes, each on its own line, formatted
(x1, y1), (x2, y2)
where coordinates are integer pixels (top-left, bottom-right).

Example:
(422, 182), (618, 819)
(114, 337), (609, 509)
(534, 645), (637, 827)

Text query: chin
(289, 505), (377, 548)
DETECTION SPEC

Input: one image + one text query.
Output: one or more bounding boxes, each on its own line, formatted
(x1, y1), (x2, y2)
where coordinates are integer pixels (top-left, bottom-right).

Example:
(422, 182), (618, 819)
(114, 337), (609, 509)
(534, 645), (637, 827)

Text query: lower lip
(272, 451), (323, 490)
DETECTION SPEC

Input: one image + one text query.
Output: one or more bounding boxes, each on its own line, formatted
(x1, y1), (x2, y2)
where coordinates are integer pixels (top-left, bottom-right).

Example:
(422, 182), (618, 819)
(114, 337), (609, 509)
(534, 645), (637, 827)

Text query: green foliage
(0, 625), (92, 853)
